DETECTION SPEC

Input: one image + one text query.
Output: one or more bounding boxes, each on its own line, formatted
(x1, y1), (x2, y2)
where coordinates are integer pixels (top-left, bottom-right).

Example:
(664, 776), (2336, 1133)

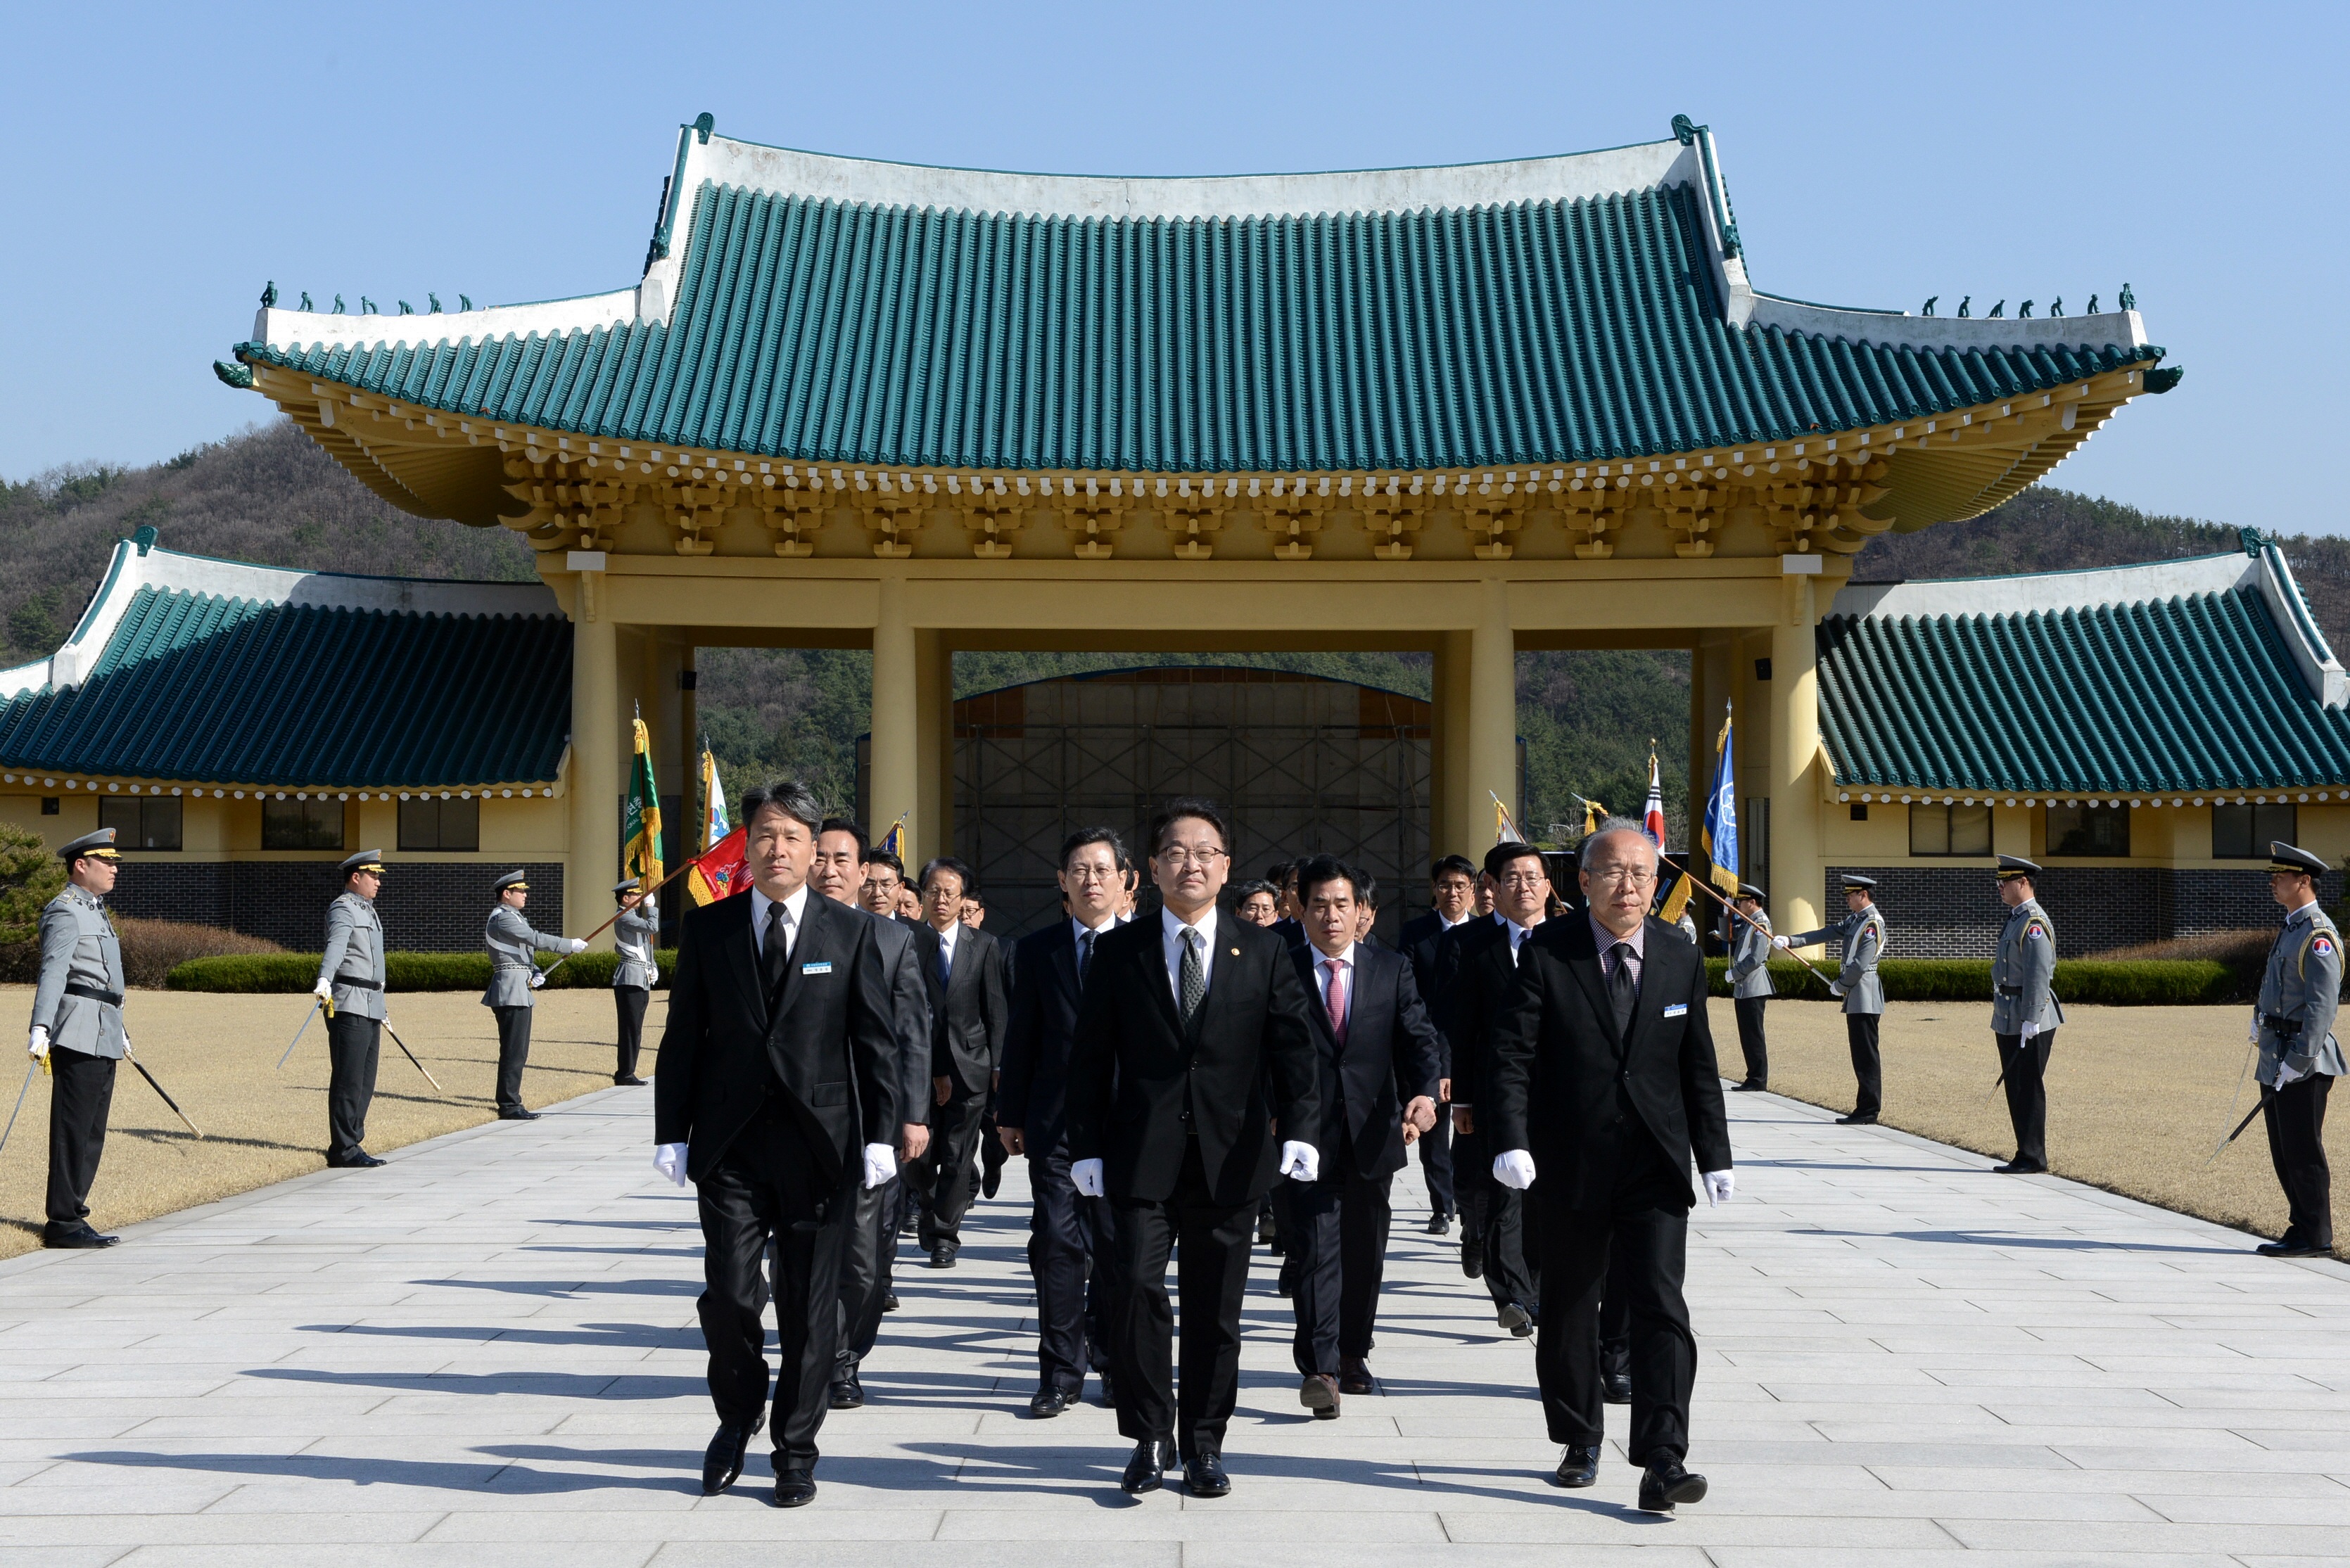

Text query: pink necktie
(1325, 957), (1349, 1045)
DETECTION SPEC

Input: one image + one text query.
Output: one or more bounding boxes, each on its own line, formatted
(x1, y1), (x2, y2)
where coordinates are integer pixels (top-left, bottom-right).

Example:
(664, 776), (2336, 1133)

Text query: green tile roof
(0, 573), (570, 789)
(238, 179), (2161, 474)
(1819, 566), (2350, 794)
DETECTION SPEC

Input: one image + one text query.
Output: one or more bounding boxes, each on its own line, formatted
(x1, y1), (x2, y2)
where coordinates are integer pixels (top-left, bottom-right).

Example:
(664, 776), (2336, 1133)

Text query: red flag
(685, 824), (749, 905)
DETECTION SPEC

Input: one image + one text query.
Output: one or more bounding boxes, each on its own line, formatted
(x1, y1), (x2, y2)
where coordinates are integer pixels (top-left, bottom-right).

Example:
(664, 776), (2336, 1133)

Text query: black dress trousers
(492, 1005), (533, 1113)
(1481, 1175), (1541, 1315)
(44, 1047), (115, 1232)
(1027, 1145), (1109, 1394)
(1846, 1013), (1882, 1117)
(1995, 1030), (2055, 1168)
(1453, 1124), (1492, 1275)
(1286, 1132), (1397, 1375)
(915, 1090), (989, 1251)
(1418, 1098), (1456, 1219)
(2265, 1073), (2335, 1249)
(834, 1173), (898, 1372)
(1733, 997), (1768, 1085)
(1107, 1139), (1255, 1459)
(613, 986), (649, 1081)
(324, 1012), (381, 1161)
(697, 1102), (855, 1469)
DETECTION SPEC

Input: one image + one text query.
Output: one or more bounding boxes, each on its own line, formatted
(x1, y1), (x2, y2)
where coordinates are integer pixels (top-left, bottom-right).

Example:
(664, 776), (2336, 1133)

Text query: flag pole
(532, 855), (702, 985)
(1656, 851), (1838, 991)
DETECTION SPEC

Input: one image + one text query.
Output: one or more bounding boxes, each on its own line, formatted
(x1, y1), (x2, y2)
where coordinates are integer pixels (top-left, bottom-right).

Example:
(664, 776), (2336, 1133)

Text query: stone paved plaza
(2, 1086), (2347, 1567)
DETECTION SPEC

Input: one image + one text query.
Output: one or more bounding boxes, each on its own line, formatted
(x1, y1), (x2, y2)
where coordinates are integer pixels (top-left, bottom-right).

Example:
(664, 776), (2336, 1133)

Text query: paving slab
(3, 1085), (2346, 1563)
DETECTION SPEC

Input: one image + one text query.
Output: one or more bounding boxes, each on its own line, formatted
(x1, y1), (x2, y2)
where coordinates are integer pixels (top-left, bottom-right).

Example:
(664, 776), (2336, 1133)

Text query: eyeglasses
(1587, 867), (1656, 887)
(1066, 865), (1119, 883)
(1494, 872), (1549, 889)
(1157, 848), (1227, 869)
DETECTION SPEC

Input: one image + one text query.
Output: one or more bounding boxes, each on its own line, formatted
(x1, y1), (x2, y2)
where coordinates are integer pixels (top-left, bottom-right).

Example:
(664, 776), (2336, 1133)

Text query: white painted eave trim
(1830, 554), (2259, 621)
(1741, 294), (2148, 355)
(253, 286), (647, 352)
(2256, 545), (2346, 708)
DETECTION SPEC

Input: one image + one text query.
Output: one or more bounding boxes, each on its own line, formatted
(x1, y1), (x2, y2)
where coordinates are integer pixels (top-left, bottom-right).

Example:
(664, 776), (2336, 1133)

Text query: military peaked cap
(57, 828), (118, 863)
(341, 849), (386, 876)
(1995, 855), (2041, 881)
(2269, 842), (2329, 878)
(493, 869), (531, 893)
(1839, 873), (1876, 891)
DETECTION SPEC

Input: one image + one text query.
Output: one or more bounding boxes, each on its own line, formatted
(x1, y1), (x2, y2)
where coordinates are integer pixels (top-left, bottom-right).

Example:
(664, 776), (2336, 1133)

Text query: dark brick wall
(1820, 865), (2343, 958)
(110, 861), (567, 952)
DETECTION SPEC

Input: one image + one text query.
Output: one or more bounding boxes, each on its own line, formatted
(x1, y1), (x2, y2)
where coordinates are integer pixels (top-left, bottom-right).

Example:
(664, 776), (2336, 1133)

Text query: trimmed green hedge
(166, 949), (680, 993)
(1702, 956), (2238, 1005)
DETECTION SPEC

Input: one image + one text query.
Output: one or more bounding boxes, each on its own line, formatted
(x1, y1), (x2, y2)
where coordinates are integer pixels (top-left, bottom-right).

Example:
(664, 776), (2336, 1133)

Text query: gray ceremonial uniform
(30, 887), (124, 1232)
(318, 892), (388, 1161)
(611, 903), (659, 1083)
(483, 905), (566, 1114)
(1784, 903), (1888, 1118)
(1990, 898), (2063, 1169)
(1728, 910), (1774, 1087)
(2256, 904), (2342, 1249)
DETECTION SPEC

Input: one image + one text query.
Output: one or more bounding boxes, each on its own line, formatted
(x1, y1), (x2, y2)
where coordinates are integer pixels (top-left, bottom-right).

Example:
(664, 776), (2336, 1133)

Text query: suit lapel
(1141, 922), (1184, 1038)
(1053, 924), (1081, 1006)
(1620, 929), (1677, 1061)
(1295, 946), (1339, 1054)
(720, 897), (769, 1030)
(772, 895), (830, 1031)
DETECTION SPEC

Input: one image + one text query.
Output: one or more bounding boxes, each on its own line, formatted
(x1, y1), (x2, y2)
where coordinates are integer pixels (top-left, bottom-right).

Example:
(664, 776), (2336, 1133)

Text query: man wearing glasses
(1066, 798), (1320, 1498)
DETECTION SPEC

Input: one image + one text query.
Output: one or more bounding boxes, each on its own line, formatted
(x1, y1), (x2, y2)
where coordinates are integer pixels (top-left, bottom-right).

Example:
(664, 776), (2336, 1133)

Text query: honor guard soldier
(1990, 856), (2062, 1174)
(312, 850), (390, 1168)
(483, 870), (585, 1121)
(1727, 884), (1774, 1091)
(27, 829), (127, 1248)
(1779, 874), (1888, 1124)
(612, 878), (659, 1086)
(2252, 842), (2340, 1258)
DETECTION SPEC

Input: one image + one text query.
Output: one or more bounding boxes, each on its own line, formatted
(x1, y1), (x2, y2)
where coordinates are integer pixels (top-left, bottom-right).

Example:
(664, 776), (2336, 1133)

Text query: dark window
(2212, 802), (2296, 860)
(2046, 802), (2131, 858)
(398, 795), (480, 852)
(99, 796), (182, 850)
(1850, 803), (1869, 822)
(40, 796), (58, 815)
(1910, 801), (1991, 856)
(261, 795), (345, 850)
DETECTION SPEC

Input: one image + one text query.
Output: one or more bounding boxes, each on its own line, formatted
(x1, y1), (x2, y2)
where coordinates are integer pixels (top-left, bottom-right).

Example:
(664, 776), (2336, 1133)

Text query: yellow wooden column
(568, 610), (622, 946)
(1463, 578), (1518, 850)
(915, 629), (951, 863)
(1431, 630), (1473, 859)
(1769, 573), (1825, 942)
(870, 577), (919, 859)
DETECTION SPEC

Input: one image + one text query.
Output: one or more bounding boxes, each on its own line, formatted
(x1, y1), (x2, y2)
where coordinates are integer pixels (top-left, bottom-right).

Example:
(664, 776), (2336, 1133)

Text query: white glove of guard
(2276, 1060), (2308, 1088)
(2021, 1021), (2038, 1043)
(565, 938), (588, 955)
(312, 979), (334, 1001)
(1278, 1140), (1319, 1183)
(1493, 1149), (1537, 1190)
(1829, 983), (1846, 999)
(652, 1142), (688, 1185)
(528, 970), (547, 989)
(1771, 935), (1791, 948)
(1703, 1169), (1734, 1207)
(27, 1026), (49, 1062)
(862, 1142), (896, 1190)
(1072, 1156), (1105, 1197)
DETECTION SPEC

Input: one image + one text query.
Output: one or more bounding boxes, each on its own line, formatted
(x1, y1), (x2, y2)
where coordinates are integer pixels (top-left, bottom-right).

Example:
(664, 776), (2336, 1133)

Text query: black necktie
(763, 901), (790, 997)
(1179, 927), (1205, 1021)
(1077, 929), (1094, 981)
(1607, 941), (1637, 1035)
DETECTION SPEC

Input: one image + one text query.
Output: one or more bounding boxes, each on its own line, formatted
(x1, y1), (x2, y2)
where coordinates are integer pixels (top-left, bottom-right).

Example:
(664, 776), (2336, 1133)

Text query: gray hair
(1580, 815), (1659, 869)
(739, 778), (825, 837)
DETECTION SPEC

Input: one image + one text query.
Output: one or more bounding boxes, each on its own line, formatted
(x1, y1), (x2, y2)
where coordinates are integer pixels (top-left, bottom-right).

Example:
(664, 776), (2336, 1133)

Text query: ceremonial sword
(276, 997), (324, 1071)
(380, 1021), (444, 1093)
(124, 1045), (201, 1138)
(0, 1057), (39, 1159)
(2205, 1090), (2273, 1170)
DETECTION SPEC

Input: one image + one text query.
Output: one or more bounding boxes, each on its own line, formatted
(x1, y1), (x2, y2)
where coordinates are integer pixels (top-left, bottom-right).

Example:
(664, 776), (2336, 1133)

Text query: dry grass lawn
(1723, 997), (2346, 1260)
(0, 985), (661, 1258)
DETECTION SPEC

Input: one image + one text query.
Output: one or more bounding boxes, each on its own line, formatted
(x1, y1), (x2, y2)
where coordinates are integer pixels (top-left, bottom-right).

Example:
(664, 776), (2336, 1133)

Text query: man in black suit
(811, 819), (933, 1413)
(1399, 855), (1478, 1236)
(908, 856), (1008, 1269)
(998, 827), (1127, 1417)
(1285, 856), (1442, 1417)
(1486, 817), (1734, 1513)
(1067, 798), (1321, 1498)
(652, 779), (901, 1508)
(1437, 843), (1553, 1336)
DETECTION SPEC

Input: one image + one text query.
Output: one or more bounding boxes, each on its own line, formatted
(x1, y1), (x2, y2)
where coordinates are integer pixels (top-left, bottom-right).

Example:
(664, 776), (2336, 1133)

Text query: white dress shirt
(932, 916), (960, 974)
(750, 883), (811, 962)
(1498, 910), (1539, 965)
(1311, 941), (1357, 1031)
(1161, 903), (1219, 1002)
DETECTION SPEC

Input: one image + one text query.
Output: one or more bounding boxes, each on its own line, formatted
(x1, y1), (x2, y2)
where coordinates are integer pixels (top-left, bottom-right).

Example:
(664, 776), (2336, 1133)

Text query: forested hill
(8, 420), (2337, 842)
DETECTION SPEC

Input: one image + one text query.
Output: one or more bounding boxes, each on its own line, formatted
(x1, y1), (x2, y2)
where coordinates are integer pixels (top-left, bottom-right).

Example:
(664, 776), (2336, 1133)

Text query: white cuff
(652, 1142), (688, 1186)
(1278, 1140), (1319, 1183)
(1071, 1156), (1105, 1197)
(1493, 1149), (1536, 1190)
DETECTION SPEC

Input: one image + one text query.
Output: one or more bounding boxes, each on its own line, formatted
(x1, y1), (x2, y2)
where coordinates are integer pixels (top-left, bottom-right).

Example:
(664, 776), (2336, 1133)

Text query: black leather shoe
(1183, 1448), (1231, 1497)
(773, 1467), (816, 1508)
(1095, 1372), (1117, 1408)
(1029, 1386), (1073, 1418)
(498, 1108), (541, 1121)
(1603, 1372), (1632, 1405)
(1734, 1079), (1767, 1092)
(2256, 1239), (2330, 1258)
(982, 1163), (1002, 1199)
(327, 1152), (386, 1168)
(1834, 1111), (1876, 1126)
(929, 1245), (957, 1270)
(1497, 1302), (1532, 1337)
(1426, 1214), (1451, 1236)
(1338, 1358), (1376, 1396)
(1638, 1459), (1708, 1512)
(1553, 1443), (1601, 1488)
(829, 1368), (864, 1410)
(1461, 1237), (1485, 1278)
(1992, 1159), (2047, 1175)
(614, 1075), (647, 1087)
(701, 1418), (760, 1495)
(1121, 1437), (1175, 1493)
(42, 1225), (118, 1249)
(1300, 1372), (1340, 1419)
(883, 1291), (900, 1312)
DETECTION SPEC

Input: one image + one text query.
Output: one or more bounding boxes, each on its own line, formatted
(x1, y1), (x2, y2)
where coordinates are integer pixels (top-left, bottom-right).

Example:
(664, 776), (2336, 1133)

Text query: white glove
(652, 1142), (687, 1186)
(2277, 1060), (2308, 1088)
(2020, 1021), (2038, 1042)
(312, 979), (334, 1001)
(1493, 1149), (1537, 1190)
(566, 938), (588, 955)
(1072, 1156), (1105, 1197)
(528, 970), (547, 990)
(27, 1026), (48, 1062)
(862, 1142), (896, 1190)
(1829, 983), (1846, 999)
(1772, 935), (1791, 948)
(1703, 1169), (1734, 1207)
(1278, 1140), (1319, 1183)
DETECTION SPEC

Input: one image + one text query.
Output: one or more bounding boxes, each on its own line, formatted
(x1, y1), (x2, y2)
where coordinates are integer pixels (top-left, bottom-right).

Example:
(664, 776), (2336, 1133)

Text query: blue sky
(6, 2), (2341, 531)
